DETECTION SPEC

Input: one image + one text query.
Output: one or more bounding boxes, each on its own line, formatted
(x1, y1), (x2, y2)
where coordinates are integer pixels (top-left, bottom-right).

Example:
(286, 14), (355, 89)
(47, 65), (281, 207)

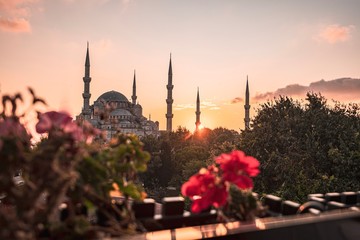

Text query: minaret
(165, 54), (174, 132)
(82, 42), (92, 119)
(244, 76), (250, 130)
(132, 70), (137, 105)
(195, 87), (201, 132)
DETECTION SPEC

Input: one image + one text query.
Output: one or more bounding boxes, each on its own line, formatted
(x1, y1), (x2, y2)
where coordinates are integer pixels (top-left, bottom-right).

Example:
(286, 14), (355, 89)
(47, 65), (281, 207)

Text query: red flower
(182, 150), (260, 214)
(216, 150), (260, 189)
(181, 166), (227, 213)
(190, 184), (227, 213)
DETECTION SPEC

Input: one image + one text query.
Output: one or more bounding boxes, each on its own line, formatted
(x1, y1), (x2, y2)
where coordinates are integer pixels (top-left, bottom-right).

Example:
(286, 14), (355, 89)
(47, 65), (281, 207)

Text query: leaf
(28, 87), (35, 97)
(14, 93), (23, 103)
(33, 97), (47, 105)
(2, 95), (11, 111)
(120, 182), (142, 200)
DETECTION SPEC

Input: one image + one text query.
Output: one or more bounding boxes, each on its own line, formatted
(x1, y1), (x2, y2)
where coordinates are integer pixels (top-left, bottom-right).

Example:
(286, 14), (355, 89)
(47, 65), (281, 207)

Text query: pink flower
(36, 111), (72, 134)
(80, 120), (101, 144)
(63, 121), (84, 141)
(0, 118), (30, 151)
(216, 150), (260, 189)
(181, 166), (227, 213)
(0, 118), (29, 140)
(36, 111), (99, 143)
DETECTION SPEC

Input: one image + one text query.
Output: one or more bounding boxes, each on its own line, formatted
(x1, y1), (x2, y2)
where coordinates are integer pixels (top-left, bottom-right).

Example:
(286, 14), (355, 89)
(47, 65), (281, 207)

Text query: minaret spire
(85, 41), (90, 67)
(244, 75), (250, 130)
(168, 53), (172, 75)
(132, 70), (137, 105)
(82, 42), (92, 119)
(166, 53), (174, 132)
(195, 87), (201, 132)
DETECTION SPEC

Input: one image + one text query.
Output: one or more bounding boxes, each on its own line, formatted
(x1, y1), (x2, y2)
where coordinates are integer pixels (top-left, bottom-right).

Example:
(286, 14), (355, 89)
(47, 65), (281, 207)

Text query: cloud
(254, 84), (308, 101)
(201, 101), (220, 110)
(0, 0), (39, 33)
(174, 103), (195, 111)
(309, 78), (360, 94)
(317, 24), (355, 44)
(174, 100), (220, 111)
(62, 0), (110, 4)
(231, 97), (243, 104)
(253, 78), (360, 102)
(0, 1), (29, 16)
(0, 17), (31, 32)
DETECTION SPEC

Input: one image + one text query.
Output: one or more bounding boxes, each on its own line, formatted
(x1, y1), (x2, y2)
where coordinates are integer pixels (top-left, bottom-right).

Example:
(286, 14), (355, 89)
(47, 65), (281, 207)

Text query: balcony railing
(130, 191), (360, 239)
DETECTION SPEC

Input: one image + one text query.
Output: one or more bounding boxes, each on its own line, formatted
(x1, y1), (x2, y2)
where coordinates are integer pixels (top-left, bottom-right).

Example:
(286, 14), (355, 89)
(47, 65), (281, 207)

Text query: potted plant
(0, 88), (150, 239)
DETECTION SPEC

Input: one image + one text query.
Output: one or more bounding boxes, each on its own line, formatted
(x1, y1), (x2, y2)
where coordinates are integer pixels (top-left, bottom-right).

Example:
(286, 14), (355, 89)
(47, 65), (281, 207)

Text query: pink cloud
(231, 97), (243, 104)
(317, 24), (355, 44)
(0, 17), (31, 32)
(253, 78), (360, 102)
(0, 0), (39, 33)
(253, 84), (308, 101)
(0, 0), (38, 15)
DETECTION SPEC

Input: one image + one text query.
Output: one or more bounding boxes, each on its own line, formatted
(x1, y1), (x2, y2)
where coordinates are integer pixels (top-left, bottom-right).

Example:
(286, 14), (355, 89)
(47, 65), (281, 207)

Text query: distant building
(76, 44), (160, 140)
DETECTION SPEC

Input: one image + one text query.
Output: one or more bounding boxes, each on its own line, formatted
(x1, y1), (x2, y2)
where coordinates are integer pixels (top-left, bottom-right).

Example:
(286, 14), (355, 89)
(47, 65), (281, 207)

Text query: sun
(195, 124), (205, 133)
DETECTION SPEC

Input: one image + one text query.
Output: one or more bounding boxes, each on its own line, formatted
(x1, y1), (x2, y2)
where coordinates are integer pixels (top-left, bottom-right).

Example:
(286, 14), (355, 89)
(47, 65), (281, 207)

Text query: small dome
(110, 109), (132, 116)
(97, 91), (128, 102)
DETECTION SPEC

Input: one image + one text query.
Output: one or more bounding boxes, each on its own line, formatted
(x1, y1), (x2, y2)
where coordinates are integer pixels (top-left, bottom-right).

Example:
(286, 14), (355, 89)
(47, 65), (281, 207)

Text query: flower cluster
(181, 150), (260, 214)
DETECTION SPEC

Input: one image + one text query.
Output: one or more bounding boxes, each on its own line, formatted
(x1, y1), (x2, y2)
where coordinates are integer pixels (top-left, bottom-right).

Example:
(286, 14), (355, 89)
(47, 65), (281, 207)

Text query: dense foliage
(240, 93), (360, 202)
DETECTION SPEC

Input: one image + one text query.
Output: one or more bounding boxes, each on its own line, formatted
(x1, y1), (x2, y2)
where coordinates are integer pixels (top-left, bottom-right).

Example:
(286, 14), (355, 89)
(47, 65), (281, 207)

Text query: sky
(1, 0), (360, 132)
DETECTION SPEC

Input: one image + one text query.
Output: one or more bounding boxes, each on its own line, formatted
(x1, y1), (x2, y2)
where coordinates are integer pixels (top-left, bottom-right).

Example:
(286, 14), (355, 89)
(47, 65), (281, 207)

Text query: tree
(240, 93), (360, 202)
(171, 145), (209, 186)
(140, 126), (241, 197)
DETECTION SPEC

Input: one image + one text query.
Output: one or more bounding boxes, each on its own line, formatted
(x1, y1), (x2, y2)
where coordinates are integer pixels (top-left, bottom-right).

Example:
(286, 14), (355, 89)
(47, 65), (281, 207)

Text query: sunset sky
(1, 0), (360, 132)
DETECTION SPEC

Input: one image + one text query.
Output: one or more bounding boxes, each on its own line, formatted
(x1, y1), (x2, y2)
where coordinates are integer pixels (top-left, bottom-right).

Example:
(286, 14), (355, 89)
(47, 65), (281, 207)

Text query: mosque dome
(97, 91), (129, 102)
(110, 109), (132, 116)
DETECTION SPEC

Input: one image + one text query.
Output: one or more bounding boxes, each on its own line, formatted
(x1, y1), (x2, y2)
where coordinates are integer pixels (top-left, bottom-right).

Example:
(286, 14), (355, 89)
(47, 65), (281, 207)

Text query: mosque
(76, 44), (165, 140)
(76, 44), (250, 140)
